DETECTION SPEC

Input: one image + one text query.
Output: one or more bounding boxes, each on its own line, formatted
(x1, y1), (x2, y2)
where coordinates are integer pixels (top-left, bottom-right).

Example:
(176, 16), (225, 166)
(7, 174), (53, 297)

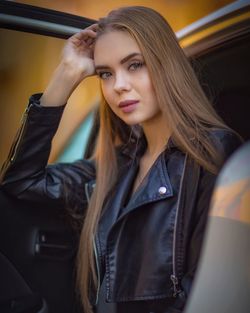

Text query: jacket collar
(119, 133), (178, 160)
(98, 150), (174, 241)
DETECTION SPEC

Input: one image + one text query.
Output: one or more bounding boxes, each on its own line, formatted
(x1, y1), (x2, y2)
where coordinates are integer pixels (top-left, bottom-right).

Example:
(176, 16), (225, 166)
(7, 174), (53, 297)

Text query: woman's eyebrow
(95, 52), (142, 71)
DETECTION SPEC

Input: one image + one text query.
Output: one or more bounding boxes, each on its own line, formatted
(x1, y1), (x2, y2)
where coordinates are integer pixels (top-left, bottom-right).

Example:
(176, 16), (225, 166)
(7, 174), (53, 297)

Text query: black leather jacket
(0, 94), (242, 313)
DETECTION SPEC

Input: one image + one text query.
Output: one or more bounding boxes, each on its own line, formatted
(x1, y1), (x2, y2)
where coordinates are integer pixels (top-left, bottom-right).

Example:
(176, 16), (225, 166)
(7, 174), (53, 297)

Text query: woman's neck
(141, 113), (171, 158)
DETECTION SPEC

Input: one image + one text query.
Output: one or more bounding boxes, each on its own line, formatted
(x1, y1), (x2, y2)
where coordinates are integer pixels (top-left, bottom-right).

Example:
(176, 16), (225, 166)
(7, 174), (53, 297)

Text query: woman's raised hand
(62, 24), (98, 78)
(41, 24), (98, 107)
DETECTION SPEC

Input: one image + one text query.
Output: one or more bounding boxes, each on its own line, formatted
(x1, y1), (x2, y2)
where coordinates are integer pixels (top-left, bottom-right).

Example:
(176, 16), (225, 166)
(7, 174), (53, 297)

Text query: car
(0, 1), (249, 312)
(177, 0), (250, 143)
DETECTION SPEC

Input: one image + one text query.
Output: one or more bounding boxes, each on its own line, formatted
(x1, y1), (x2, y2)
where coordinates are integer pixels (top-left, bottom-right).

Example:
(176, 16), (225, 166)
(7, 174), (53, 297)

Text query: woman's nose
(113, 72), (131, 93)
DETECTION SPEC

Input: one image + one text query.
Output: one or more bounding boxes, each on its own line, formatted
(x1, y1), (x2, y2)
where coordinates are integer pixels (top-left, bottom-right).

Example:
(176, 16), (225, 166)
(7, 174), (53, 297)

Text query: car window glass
(0, 28), (100, 166)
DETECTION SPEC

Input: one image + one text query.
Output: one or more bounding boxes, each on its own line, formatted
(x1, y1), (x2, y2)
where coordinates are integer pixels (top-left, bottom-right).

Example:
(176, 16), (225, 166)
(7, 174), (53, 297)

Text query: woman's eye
(129, 61), (144, 71)
(98, 72), (112, 80)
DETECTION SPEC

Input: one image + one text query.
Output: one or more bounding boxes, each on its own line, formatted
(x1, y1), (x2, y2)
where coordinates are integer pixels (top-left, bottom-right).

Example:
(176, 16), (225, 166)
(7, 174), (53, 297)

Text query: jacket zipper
(171, 154), (187, 297)
(86, 186), (100, 306)
(0, 106), (30, 181)
(10, 105), (30, 162)
(93, 237), (101, 306)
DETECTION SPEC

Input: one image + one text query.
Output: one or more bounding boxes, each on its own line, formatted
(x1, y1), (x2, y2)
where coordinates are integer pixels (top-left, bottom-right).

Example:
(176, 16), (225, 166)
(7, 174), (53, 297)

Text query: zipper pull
(170, 274), (181, 297)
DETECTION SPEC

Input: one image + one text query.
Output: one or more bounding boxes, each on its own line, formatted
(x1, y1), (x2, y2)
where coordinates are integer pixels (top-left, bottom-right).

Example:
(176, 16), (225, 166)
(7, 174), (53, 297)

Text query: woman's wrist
(40, 61), (88, 107)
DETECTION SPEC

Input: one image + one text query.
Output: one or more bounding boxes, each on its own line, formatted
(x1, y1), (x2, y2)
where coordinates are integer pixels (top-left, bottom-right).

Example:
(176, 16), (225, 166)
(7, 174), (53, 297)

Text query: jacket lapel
(118, 153), (174, 219)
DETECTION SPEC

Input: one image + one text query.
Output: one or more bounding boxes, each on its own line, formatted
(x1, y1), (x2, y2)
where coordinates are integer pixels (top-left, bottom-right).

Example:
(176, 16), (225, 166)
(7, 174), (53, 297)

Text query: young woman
(0, 6), (242, 313)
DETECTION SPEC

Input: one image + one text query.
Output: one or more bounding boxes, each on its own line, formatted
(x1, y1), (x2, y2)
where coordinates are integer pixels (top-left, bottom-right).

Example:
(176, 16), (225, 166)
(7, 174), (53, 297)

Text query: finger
(70, 37), (82, 47)
(74, 29), (97, 41)
(86, 37), (94, 45)
(85, 23), (98, 30)
(69, 29), (95, 42)
(88, 23), (99, 31)
(80, 23), (99, 38)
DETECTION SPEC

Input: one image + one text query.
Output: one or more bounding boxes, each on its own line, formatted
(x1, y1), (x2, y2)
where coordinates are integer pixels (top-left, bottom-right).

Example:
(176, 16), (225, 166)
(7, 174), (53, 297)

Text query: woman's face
(94, 30), (162, 126)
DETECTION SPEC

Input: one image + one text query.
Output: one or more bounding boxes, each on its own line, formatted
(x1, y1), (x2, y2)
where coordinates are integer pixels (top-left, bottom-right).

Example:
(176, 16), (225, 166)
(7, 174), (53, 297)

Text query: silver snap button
(158, 186), (167, 194)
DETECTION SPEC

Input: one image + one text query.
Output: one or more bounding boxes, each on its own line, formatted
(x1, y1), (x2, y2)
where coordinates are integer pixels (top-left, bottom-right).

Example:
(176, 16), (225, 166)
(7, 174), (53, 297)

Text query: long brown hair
(77, 6), (231, 312)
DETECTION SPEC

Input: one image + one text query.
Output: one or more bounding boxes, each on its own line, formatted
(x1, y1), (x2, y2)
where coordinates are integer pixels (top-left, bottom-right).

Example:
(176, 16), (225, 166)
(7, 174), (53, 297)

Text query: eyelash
(129, 61), (144, 71)
(98, 72), (111, 80)
(98, 61), (144, 80)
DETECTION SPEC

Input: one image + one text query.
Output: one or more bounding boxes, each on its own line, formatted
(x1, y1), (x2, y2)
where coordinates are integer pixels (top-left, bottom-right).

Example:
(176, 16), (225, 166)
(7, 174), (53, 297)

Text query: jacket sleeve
(166, 129), (243, 313)
(0, 93), (96, 211)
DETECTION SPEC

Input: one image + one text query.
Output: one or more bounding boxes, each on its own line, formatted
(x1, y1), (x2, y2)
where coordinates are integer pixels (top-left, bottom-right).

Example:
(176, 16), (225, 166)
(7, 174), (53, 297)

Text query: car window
(198, 34), (250, 141)
(0, 27), (100, 166)
(56, 111), (95, 162)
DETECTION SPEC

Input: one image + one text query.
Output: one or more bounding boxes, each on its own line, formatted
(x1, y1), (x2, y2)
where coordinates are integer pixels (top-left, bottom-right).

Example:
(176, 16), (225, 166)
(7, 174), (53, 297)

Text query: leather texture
(0, 94), (242, 313)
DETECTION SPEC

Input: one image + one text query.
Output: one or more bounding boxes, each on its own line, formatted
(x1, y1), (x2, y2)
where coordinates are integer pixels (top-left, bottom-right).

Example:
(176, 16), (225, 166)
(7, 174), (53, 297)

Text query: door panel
(0, 190), (81, 313)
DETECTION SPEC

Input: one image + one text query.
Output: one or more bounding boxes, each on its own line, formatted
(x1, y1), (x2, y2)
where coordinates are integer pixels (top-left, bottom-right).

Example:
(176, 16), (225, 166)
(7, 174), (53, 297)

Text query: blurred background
(14, 0), (235, 29)
(0, 0), (237, 166)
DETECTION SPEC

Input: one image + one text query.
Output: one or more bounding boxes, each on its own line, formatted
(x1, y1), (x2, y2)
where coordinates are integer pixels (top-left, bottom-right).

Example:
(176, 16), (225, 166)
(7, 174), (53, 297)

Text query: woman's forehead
(94, 30), (141, 64)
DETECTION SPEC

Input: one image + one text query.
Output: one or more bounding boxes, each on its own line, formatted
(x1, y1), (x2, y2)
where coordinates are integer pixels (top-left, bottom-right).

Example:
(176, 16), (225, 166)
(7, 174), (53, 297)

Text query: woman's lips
(118, 100), (139, 113)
